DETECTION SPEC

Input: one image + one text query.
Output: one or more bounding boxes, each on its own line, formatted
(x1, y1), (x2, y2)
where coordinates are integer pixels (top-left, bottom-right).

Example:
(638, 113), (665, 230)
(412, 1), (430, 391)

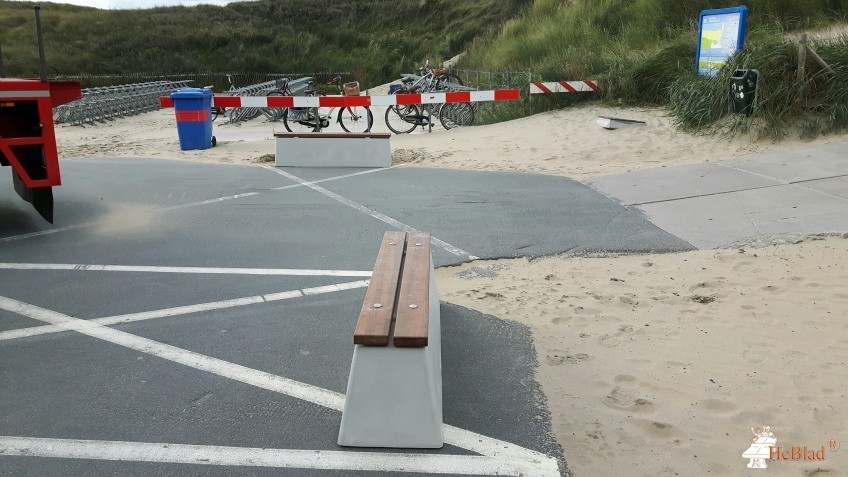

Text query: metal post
(34, 6), (48, 82)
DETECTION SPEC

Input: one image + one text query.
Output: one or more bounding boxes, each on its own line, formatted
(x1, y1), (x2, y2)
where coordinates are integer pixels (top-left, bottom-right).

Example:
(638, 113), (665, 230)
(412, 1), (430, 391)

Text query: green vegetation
(460, 0), (848, 138)
(0, 0), (528, 84)
(1, 0), (846, 139)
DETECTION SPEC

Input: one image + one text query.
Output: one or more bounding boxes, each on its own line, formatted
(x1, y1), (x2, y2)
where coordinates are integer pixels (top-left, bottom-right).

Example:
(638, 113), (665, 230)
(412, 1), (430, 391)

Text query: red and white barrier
(160, 89), (521, 109)
(529, 81), (599, 94)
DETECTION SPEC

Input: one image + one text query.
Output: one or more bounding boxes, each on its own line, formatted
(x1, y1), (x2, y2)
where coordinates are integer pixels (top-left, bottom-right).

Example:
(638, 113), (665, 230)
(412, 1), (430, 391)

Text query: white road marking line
(0, 281), (369, 342)
(0, 295), (346, 409)
(263, 166), (480, 260)
(0, 263), (372, 277)
(163, 192), (261, 211)
(0, 297), (559, 475)
(0, 166), (401, 242)
(0, 224), (88, 243)
(0, 436), (528, 475)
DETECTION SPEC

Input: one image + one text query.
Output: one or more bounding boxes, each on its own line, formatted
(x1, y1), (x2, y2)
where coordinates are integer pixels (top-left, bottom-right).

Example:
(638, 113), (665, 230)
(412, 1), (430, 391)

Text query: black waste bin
(730, 69), (758, 116)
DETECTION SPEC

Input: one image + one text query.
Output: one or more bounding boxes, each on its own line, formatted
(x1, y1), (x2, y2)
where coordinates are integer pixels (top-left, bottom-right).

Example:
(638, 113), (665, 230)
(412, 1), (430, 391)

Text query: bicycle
(282, 76), (373, 133)
(210, 74), (237, 122)
(384, 62), (473, 134)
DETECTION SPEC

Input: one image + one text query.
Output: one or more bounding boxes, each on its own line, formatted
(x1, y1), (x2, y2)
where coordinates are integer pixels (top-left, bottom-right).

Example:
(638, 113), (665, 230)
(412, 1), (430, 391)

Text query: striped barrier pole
(529, 81), (599, 94)
(159, 89), (521, 109)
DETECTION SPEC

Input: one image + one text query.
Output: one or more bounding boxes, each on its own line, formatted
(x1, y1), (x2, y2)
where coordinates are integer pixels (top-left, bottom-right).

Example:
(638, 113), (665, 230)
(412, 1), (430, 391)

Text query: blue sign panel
(696, 6), (748, 76)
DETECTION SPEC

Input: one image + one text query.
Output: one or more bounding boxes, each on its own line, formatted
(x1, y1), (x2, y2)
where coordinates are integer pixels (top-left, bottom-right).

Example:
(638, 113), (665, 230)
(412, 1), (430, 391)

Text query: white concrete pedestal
(275, 132), (391, 168)
(338, 255), (443, 448)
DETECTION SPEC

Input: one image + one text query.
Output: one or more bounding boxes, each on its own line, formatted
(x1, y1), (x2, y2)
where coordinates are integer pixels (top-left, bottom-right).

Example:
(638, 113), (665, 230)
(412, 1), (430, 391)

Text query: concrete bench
(274, 132), (391, 168)
(338, 231), (443, 448)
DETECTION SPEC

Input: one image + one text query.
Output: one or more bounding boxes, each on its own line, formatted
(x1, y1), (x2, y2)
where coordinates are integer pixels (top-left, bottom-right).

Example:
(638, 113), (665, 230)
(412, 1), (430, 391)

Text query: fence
(54, 72), (352, 91)
(53, 80), (192, 126)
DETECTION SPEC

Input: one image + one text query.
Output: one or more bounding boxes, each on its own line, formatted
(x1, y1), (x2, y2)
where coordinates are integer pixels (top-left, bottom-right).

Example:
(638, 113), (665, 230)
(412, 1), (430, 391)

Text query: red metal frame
(0, 79), (80, 189)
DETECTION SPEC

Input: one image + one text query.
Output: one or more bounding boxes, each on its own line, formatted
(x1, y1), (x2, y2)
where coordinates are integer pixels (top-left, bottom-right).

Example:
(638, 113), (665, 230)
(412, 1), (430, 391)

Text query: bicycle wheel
(443, 73), (463, 86)
(384, 104), (421, 134)
(439, 102), (475, 130)
(338, 106), (373, 133)
(283, 107), (319, 132)
(211, 107), (221, 122)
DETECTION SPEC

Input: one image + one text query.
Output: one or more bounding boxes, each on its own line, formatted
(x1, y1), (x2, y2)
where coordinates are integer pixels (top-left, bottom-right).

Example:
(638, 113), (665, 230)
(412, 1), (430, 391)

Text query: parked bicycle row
(53, 80), (192, 126)
(258, 62), (475, 134)
(212, 75), (312, 124)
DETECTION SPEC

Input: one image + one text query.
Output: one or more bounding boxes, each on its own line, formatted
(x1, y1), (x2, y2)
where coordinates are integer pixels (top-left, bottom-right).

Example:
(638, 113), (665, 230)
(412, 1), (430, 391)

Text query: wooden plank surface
(393, 233), (431, 347)
(353, 231), (407, 346)
(273, 132), (391, 139)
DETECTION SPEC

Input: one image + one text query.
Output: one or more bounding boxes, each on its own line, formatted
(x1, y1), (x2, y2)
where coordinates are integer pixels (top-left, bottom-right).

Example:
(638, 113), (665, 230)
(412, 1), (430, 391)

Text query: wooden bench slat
(353, 231), (407, 346)
(393, 233), (431, 347)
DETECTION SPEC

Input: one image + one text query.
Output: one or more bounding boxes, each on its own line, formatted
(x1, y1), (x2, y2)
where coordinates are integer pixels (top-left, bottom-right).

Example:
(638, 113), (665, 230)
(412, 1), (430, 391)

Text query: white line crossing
(0, 280), (369, 342)
(262, 166), (480, 261)
(0, 166), (401, 243)
(0, 296), (559, 476)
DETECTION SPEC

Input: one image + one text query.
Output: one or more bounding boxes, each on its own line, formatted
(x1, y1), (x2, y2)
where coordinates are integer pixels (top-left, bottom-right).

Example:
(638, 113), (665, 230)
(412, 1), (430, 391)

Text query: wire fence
(54, 72), (353, 92)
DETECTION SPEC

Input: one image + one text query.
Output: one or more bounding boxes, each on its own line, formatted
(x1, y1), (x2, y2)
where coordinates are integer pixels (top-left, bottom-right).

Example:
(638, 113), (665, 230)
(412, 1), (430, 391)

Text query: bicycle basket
(343, 81), (360, 96)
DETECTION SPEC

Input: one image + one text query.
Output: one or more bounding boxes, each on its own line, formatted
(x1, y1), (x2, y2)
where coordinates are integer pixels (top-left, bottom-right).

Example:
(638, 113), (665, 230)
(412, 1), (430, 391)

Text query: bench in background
(274, 132), (391, 168)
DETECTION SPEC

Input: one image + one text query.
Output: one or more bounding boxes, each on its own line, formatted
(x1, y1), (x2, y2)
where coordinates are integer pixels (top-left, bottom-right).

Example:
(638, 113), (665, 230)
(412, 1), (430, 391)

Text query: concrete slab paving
(722, 142), (848, 183)
(586, 162), (781, 205)
(589, 141), (848, 248)
(798, 175), (848, 200)
(639, 184), (848, 248)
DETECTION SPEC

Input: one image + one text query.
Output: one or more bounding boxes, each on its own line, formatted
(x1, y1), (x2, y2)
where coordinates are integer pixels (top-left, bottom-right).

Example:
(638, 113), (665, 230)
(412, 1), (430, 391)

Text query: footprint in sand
(599, 325), (637, 348)
(601, 375), (655, 413)
(546, 352), (591, 366)
(551, 316), (572, 325)
(697, 399), (738, 415)
(631, 419), (688, 445)
(742, 341), (771, 364)
(813, 406), (844, 428)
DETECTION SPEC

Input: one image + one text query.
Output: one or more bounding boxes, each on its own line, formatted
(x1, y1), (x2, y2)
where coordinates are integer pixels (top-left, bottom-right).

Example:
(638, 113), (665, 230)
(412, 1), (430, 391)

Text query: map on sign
(696, 6), (748, 76)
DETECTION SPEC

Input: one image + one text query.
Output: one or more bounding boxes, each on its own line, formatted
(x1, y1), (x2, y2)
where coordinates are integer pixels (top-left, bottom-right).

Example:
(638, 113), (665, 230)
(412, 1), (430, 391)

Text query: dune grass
(460, 0), (848, 138)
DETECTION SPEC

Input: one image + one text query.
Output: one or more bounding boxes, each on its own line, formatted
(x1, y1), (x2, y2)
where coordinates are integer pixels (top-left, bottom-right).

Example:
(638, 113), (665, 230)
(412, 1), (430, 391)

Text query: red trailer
(0, 6), (81, 223)
(0, 79), (81, 222)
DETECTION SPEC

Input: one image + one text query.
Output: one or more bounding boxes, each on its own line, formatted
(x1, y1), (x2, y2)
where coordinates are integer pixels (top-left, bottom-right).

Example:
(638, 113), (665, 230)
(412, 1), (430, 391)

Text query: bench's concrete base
(275, 133), (391, 168)
(338, 254), (443, 448)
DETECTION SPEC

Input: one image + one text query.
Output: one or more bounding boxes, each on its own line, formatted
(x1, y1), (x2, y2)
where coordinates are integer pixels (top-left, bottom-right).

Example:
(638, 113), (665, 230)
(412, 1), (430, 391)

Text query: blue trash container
(170, 88), (215, 150)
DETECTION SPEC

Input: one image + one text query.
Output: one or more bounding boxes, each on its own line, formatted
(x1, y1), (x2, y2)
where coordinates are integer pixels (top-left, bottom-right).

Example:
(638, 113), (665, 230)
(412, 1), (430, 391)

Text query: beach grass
(460, 0), (848, 138)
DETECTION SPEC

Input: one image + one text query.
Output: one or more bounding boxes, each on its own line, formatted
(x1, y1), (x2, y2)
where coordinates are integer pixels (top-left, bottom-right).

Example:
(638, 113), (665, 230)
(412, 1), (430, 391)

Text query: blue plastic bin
(170, 88), (214, 150)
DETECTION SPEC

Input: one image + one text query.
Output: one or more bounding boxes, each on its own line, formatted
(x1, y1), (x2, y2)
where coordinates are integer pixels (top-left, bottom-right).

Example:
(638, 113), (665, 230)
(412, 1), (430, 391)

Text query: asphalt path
(0, 158), (693, 476)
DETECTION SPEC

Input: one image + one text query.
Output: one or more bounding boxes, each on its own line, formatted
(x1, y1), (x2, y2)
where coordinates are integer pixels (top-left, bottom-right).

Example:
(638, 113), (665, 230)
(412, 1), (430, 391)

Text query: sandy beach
(54, 103), (848, 476)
